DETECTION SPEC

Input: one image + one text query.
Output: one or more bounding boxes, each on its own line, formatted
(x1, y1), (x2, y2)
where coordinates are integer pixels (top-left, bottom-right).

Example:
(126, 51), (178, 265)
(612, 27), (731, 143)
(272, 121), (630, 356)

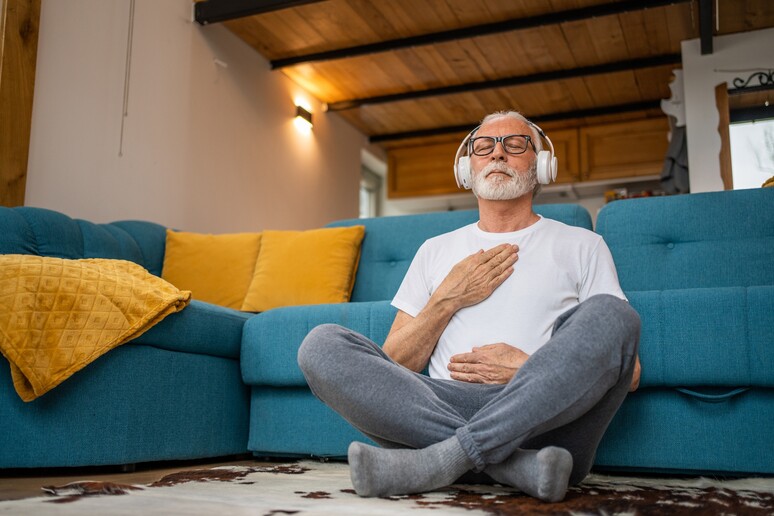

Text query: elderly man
(298, 111), (641, 502)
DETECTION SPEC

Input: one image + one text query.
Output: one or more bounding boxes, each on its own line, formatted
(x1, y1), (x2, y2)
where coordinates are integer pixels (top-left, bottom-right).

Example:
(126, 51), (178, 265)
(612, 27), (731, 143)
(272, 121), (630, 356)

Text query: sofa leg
(120, 463), (136, 473)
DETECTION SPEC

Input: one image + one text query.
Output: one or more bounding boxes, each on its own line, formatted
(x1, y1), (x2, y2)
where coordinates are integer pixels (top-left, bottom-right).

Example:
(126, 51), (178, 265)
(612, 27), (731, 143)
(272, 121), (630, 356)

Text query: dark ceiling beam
(270, 0), (691, 69)
(368, 100), (662, 143)
(195, 0), (326, 25)
(326, 53), (681, 111)
(698, 0), (714, 55)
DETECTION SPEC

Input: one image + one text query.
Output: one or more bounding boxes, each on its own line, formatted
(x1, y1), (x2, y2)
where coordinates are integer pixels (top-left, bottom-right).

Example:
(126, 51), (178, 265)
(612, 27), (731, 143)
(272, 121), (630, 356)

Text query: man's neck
(477, 195), (539, 233)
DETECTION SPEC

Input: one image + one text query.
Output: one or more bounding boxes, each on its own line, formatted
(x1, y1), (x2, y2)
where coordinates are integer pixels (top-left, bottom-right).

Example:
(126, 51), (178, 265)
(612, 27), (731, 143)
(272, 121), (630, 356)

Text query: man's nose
(490, 141), (507, 160)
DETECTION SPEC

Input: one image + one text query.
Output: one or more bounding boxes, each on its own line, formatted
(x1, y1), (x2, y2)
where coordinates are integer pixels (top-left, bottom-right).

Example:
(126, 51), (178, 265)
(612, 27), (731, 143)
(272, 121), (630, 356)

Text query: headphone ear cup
(535, 151), (556, 185)
(550, 155), (558, 182)
(455, 156), (472, 189)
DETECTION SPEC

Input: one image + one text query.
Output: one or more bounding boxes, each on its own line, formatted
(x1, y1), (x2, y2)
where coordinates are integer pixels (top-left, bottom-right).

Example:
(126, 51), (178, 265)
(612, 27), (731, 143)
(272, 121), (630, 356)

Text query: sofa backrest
(328, 203), (593, 302)
(0, 207), (167, 276)
(596, 188), (774, 291)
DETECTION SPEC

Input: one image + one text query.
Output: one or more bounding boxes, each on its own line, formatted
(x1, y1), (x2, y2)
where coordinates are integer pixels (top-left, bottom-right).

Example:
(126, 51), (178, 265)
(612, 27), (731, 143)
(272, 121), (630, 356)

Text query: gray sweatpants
(298, 294), (640, 484)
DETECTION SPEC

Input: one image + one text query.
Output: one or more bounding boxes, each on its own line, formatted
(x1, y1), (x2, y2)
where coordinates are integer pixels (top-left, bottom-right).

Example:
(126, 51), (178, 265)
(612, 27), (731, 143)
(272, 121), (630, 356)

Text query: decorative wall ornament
(730, 70), (773, 91)
(661, 70), (686, 127)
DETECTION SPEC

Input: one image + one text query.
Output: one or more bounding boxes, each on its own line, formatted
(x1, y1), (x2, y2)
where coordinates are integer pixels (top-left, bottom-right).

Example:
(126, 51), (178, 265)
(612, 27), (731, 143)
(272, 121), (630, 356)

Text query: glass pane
(730, 119), (774, 189)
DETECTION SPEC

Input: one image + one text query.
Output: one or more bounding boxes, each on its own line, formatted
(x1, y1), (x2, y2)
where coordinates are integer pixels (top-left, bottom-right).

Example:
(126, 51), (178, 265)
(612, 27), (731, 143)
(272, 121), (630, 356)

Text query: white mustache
(482, 161), (516, 178)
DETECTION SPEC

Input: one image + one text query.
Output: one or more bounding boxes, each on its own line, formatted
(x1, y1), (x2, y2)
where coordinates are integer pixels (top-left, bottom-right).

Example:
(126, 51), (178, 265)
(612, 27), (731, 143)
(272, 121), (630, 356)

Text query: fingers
(448, 366), (509, 384)
(449, 351), (480, 363)
(477, 244), (518, 269)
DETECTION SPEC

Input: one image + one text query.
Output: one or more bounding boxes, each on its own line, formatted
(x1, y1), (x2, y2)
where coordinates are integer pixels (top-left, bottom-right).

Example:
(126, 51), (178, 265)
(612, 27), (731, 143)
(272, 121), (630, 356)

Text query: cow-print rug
(2, 461), (773, 515)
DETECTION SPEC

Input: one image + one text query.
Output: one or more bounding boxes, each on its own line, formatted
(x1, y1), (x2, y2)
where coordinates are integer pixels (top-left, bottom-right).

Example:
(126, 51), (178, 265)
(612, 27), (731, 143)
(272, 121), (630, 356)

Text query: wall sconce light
(294, 105), (313, 131)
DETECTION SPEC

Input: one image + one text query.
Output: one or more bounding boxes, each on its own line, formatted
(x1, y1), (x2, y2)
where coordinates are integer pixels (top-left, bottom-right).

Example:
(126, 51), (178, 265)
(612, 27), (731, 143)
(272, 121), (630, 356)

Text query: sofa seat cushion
(132, 300), (250, 359)
(241, 301), (396, 386)
(630, 286), (773, 388)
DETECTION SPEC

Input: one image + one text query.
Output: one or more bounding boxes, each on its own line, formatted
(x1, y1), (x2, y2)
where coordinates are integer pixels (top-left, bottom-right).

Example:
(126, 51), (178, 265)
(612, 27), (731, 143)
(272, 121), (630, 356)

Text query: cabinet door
(548, 128), (580, 184)
(579, 118), (669, 181)
(387, 140), (462, 198)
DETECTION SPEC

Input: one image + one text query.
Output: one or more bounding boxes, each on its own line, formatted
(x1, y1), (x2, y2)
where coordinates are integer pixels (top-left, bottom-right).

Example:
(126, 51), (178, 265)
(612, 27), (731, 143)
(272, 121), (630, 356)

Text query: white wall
(25, 0), (366, 232)
(681, 26), (774, 193)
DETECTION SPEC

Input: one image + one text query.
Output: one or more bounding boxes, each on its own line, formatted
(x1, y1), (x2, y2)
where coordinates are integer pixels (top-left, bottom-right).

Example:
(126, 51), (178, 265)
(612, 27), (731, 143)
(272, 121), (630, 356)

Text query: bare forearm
(383, 298), (458, 372)
(384, 243), (519, 372)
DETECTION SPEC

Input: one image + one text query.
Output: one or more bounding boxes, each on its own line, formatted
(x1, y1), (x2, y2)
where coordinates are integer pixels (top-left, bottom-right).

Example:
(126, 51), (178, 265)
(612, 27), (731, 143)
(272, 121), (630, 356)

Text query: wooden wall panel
(549, 127), (580, 184)
(0, 0), (40, 207)
(580, 117), (669, 181)
(388, 117), (669, 198)
(388, 141), (461, 198)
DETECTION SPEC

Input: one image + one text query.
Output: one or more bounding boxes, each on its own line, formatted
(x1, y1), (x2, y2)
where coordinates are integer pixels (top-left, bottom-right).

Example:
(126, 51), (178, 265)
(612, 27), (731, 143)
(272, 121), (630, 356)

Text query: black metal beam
(271, 0), (691, 69)
(326, 53), (681, 111)
(698, 0), (714, 55)
(368, 100), (662, 143)
(195, 0), (326, 25)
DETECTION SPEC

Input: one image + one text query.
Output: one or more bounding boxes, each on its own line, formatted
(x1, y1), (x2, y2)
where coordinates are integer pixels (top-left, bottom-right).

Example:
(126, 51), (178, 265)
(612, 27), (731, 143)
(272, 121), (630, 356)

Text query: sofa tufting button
(390, 261), (397, 267)
(666, 243), (675, 249)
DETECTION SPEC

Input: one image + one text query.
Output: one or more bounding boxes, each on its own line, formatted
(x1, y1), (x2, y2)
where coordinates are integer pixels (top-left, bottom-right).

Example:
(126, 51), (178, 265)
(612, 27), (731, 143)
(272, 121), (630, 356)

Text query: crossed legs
(297, 294), (640, 501)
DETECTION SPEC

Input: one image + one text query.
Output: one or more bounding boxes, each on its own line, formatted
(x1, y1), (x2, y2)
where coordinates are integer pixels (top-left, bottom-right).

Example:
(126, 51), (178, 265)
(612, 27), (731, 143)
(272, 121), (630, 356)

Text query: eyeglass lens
(471, 135), (531, 156)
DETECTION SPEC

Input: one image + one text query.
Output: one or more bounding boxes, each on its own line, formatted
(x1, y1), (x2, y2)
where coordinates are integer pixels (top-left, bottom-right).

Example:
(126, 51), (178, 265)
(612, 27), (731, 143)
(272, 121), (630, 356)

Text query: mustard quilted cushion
(0, 255), (191, 401)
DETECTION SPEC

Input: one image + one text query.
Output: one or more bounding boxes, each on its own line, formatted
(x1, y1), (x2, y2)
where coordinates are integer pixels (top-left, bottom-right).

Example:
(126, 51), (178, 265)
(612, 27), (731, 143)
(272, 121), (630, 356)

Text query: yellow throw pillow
(161, 230), (262, 309)
(241, 226), (366, 312)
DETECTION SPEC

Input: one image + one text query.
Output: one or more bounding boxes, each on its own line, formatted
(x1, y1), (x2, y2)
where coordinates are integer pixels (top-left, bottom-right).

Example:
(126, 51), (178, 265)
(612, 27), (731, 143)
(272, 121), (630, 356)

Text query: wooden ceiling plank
(369, 100), (664, 142)
(717, 0), (774, 34)
(664, 2), (698, 49)
(584, 70), (643, 106)
(584, 13), (630, 64)
(563, 76), (595, 108)
(633, 65), (677, 100)
(533, 25), (580, 70)
(268, 0), (692, 68)
(341, 0), (401, 40)
(558, 19), (598, 67)
(323, 52), (681, 110)
(617, 9), (672, 56)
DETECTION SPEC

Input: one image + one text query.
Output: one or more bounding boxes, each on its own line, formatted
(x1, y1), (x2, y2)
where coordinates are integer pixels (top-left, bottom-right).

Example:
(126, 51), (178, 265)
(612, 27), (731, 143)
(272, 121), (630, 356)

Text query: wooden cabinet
(387, 141), (461, 198)
(548, 127), (580, 185)
(386, 117), (669, 198)
(579, 118), (669, 181)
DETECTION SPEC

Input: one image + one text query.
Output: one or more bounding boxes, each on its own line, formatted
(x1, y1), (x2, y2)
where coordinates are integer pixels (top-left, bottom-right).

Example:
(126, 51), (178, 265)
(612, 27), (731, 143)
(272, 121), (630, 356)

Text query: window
(359, 167), (382, 218)
(730, 118), (774, 189)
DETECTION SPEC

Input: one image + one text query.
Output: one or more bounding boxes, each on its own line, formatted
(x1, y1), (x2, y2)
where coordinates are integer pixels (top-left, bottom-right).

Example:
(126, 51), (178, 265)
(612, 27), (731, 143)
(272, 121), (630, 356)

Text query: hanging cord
(119, 0), (136, 157)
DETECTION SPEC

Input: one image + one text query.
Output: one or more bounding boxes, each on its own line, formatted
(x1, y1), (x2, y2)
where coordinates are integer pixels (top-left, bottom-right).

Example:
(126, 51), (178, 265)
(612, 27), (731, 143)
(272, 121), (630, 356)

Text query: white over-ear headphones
(453, 121), (558, 189)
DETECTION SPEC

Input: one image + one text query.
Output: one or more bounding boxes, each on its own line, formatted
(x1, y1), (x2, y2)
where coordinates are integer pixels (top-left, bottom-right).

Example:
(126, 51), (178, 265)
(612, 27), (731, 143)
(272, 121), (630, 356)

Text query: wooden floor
(0, 456), (263, 501)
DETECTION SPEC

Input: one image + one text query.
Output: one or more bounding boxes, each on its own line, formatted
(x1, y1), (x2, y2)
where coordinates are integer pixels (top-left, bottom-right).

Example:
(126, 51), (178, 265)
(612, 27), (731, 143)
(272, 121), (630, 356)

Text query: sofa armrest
(629, 286), (773, 389)
(241, 301), (397, 386)
(131, 300), (251, 359)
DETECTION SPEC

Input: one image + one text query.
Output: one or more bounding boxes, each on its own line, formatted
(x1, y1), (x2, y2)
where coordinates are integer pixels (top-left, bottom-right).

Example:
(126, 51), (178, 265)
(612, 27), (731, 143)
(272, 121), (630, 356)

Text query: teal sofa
(593, 188), (774, 475)
(0, 208), (251, 468)
(2, 189), (772, 476)
(242, 189), (774, 476)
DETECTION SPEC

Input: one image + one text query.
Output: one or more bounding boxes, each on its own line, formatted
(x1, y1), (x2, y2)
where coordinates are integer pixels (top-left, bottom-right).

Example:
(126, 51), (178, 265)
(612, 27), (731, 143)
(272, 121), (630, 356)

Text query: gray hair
(475, 110), (544, 197)
(477, 111), (543, 153)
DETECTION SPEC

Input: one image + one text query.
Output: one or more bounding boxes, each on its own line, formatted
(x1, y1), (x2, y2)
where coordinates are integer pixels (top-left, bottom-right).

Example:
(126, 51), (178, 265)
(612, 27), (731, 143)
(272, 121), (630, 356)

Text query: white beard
(470, 160), (538, 200)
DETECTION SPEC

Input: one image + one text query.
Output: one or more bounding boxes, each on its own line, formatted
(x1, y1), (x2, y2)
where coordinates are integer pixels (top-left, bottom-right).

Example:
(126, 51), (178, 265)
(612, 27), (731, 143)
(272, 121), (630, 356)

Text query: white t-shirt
(391, 216), (626, 380)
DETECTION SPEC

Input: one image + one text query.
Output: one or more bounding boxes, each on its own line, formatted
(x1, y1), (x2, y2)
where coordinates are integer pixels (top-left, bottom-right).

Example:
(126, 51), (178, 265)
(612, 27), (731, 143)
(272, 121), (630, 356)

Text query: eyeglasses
(469, 134), (536, 156)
